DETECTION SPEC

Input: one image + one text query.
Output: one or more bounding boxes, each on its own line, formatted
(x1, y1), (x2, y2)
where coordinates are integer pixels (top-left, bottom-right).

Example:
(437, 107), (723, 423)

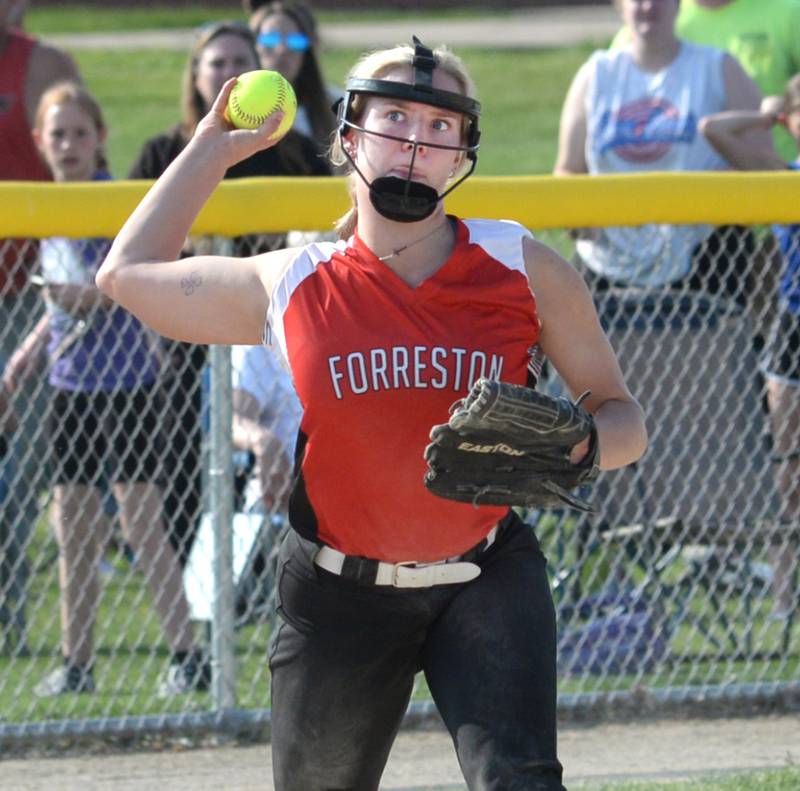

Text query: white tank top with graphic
(578, 42), (729, 286)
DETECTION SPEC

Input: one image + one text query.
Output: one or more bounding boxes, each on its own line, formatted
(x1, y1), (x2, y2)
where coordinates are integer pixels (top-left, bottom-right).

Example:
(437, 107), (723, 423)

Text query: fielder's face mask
(335, 36), (481, 223)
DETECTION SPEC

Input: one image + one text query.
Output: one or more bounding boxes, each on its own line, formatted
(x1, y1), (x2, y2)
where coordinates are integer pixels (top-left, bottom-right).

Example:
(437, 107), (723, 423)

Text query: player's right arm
(96, 78), (288, 346)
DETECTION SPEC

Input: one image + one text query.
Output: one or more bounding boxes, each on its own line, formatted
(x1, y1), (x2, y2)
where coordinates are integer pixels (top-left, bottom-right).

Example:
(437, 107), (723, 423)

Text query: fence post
(206, 235), (238, 720)
(208, 341), (236, 716)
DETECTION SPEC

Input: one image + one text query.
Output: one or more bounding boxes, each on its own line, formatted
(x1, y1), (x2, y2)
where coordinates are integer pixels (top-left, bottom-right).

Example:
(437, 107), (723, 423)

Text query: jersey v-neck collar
(350, 216), (469, 295)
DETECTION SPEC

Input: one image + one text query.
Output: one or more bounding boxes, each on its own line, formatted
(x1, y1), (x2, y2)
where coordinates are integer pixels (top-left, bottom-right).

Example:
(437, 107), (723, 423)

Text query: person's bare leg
(767, 378), (800, 615)
(113, 482), (194, 651)
(51, 484), (108, 664)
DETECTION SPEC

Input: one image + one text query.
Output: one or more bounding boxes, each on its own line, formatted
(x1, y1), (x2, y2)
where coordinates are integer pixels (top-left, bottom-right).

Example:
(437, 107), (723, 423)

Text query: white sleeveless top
(578, 42), (729, 286)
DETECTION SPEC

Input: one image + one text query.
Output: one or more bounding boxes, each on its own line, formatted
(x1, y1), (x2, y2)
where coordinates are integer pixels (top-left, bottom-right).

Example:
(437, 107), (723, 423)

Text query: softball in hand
(224, 70), (297, 141)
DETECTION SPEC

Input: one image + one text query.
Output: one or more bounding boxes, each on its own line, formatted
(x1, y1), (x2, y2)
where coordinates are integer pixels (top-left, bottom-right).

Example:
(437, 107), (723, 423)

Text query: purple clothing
(773, 162), (800, 315)
(43, 173), (162, 392)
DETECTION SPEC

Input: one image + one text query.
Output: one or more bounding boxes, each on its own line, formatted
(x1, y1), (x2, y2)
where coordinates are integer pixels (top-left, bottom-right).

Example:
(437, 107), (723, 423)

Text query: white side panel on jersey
(462, 219), (533, 275)
(265, 240), (346, 366)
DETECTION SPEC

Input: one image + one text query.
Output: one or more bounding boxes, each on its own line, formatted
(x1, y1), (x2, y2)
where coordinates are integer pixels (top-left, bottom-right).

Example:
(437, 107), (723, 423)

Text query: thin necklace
(377, 221), (450, 262)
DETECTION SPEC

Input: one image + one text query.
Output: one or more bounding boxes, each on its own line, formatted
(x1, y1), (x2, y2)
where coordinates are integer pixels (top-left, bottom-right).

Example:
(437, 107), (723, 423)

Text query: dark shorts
(762, 309), (800, 385)
(50, 386), (165, 485)
(268, 511), (565, 791)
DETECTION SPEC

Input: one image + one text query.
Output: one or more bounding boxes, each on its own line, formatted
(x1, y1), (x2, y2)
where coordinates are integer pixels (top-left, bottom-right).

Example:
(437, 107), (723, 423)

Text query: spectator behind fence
(0, 0), (83, 652)
(231, 343), (302, 515)
(700, 75), (800, 620)
(612, 0), (800, 161)
(553, 0), (780, 532)
(0, 0), (80, 309)
(248, 0), (340, 157)
(5, 83), (209, 698)
(128, 21), (330, 567)
(555, 0), (764, 301)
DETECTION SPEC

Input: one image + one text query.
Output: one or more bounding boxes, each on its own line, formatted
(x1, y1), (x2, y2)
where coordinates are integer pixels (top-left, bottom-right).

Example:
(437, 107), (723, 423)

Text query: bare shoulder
(522, 235), (598, 336)
(522, 237), (636, 415)
(523, 236), (588, 304)
(254, 246), (299, 288)
(254, 241), (335, 295)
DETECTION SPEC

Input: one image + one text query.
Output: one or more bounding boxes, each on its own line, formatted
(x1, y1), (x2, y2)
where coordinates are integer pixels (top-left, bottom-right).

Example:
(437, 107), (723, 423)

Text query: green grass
(420, 767), (800, 790)
(580, 768), (800, 790)
(73, 49), (189, 179)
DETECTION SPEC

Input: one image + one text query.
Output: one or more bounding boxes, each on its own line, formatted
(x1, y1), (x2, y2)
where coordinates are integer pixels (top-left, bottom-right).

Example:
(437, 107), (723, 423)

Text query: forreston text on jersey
(327, 345), (505, 399)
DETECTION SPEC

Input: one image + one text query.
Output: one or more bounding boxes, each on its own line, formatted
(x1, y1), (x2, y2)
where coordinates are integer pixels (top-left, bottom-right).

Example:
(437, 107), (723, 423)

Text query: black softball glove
(423, 378), (599, 511)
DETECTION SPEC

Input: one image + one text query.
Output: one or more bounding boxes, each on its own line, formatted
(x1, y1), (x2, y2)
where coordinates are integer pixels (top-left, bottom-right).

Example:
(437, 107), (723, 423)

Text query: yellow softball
(224, 70), (297, 141)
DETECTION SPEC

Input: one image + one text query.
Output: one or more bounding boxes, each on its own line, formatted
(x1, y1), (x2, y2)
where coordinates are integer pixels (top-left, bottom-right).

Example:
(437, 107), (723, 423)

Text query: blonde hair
(331, 42), (477, 239)
(34, 81), (109, 173)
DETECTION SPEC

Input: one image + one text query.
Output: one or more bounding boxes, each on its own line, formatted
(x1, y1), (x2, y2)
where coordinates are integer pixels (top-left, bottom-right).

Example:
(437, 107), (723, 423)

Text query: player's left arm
(524, 237), (647, 470)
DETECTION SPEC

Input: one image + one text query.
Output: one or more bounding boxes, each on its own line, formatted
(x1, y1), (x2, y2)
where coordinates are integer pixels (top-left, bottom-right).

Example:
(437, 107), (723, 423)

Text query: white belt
(314, 524), (499, 588)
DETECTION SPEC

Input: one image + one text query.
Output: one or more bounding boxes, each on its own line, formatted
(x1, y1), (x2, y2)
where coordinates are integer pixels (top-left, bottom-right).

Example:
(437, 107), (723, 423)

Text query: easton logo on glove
(423, 377), (600, 511)
(457, 442), (526, 456)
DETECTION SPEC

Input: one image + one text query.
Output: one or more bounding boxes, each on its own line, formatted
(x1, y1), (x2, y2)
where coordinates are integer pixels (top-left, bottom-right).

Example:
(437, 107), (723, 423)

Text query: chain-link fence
(0, 215), (798, 745)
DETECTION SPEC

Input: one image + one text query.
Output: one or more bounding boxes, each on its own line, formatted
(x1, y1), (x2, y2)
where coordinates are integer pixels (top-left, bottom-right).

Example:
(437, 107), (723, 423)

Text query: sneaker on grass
(34, 663), (95, 697)
(158, 651), (211, 698)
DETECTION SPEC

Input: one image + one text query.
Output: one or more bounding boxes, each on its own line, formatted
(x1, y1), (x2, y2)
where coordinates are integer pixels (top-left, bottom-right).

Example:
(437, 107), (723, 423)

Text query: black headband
(337, 36), (481, 152)
(343, 77), (481, 120)
(342, 36), (479, 121)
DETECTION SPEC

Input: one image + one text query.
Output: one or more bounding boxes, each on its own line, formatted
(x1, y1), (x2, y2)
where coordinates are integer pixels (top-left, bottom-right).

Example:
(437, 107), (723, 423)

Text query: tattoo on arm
(181, 272), (202, 296)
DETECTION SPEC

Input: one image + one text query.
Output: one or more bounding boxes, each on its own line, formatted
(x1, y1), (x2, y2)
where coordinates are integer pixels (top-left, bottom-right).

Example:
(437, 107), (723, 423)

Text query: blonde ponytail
(333, 178), (359, 239)
(335, 207), (358, 240)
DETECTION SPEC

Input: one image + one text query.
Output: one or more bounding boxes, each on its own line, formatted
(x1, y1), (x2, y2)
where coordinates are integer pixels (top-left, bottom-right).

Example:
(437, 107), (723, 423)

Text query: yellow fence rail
(1, 171), (798, 238)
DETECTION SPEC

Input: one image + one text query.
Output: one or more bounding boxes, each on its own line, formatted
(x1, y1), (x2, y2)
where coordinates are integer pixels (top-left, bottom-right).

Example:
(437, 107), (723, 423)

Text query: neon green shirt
(612, 1), (800, 159)
(678, 0), (800, 95)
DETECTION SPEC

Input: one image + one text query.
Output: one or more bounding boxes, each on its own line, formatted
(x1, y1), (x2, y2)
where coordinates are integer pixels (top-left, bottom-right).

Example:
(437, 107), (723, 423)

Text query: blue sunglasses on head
(257, 31), (311, 52)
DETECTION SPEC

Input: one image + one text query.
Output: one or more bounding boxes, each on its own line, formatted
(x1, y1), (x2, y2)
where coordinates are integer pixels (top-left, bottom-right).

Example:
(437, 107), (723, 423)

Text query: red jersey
(269, 217), (541, 562)
(0, 31), (52, 294)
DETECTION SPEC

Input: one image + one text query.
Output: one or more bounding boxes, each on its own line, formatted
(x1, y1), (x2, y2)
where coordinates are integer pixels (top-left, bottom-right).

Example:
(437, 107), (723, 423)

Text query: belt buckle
(391, 560), (420, 587)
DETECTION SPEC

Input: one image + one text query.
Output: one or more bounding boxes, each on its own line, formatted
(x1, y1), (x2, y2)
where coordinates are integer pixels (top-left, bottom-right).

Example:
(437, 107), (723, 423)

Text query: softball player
(96, 38), (646, 791)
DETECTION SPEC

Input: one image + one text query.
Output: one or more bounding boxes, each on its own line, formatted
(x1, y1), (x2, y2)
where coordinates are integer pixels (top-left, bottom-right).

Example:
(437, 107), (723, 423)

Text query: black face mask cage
(333, 35), (481, 223)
